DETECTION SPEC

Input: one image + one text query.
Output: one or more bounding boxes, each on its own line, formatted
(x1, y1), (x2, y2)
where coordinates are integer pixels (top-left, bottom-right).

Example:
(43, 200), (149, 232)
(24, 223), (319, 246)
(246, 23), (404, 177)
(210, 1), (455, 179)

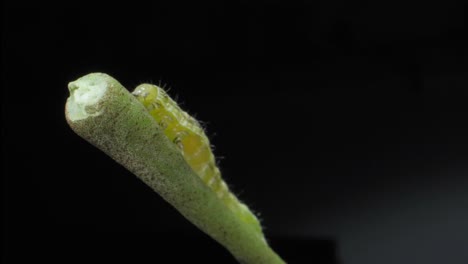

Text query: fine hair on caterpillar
(138, 80), (218, 157)
(132, 83), (263, 234)
(151, 80), (209, 129)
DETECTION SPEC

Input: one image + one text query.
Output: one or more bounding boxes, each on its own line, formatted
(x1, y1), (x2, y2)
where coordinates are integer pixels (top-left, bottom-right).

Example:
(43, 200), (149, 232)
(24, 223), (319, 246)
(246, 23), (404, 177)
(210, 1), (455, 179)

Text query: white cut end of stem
(66, 76), (108, 121)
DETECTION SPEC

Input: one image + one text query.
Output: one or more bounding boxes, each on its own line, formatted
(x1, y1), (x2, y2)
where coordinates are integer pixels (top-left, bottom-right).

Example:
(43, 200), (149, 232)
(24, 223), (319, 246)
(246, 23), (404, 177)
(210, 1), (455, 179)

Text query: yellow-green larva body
(132, 84), (262, 234)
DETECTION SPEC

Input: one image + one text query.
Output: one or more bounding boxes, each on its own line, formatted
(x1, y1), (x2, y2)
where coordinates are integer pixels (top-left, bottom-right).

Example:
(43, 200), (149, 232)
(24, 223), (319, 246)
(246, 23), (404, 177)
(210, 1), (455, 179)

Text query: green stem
(65, 73), (286, 264)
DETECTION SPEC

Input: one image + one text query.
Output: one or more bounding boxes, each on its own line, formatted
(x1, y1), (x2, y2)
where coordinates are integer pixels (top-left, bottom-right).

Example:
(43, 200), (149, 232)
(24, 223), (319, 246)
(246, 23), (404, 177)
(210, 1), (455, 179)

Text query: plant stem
(65, 73), (286, 264)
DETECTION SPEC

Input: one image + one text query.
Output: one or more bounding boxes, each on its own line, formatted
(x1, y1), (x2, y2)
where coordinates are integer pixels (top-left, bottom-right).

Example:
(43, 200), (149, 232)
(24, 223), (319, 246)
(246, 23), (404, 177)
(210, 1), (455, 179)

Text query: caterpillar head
(132, 84), (160, 108)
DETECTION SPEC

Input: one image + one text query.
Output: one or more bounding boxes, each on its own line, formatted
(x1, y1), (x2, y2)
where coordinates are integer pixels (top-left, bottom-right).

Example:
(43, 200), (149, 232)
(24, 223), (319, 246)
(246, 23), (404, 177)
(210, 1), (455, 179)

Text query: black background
(2, 1), (468, 264)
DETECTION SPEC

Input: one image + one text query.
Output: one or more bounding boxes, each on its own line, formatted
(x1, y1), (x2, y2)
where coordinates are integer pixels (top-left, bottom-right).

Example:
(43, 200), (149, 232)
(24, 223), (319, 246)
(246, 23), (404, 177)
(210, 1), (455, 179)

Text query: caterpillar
(132, 84), (262, 234)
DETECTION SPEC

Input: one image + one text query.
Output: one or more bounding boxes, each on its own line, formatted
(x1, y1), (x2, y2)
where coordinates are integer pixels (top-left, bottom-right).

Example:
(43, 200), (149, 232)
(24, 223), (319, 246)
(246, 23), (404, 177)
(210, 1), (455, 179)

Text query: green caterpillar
(132, 84), (262, 234)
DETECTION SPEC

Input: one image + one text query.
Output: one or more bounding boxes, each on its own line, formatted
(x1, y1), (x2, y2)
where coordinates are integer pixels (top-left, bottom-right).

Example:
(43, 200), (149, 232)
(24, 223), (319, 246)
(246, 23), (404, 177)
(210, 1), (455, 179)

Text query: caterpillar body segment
(132, 84), (262, 233)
